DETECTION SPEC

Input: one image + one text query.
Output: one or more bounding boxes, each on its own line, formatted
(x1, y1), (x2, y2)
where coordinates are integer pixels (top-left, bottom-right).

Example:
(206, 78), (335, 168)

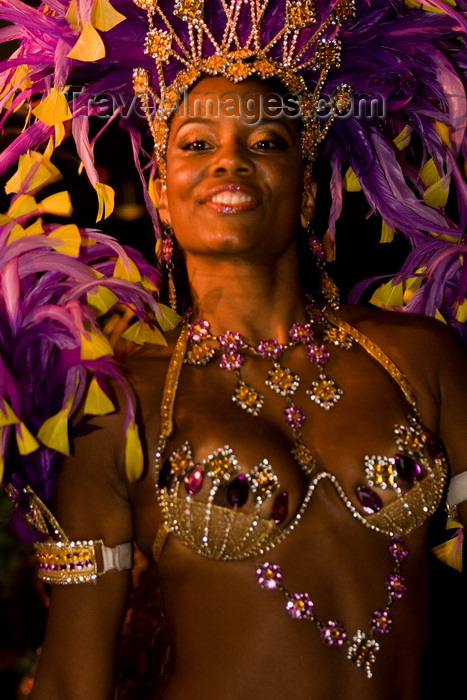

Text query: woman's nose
(211, 137), (254, 176)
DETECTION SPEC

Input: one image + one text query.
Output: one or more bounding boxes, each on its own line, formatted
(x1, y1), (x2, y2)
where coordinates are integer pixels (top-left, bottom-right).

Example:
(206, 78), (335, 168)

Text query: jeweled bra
(152, 309), (448, 677)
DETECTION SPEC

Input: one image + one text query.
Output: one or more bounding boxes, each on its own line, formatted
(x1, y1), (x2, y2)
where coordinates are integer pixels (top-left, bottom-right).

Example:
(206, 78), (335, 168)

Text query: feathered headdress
(0, 0), (466, 534)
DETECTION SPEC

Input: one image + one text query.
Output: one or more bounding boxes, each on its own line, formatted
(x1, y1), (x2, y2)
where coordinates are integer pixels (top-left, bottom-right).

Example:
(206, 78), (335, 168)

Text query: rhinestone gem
(266, 366), (299, 396)
(307, 374), (343, 409)
(356, 486), (383, 514)
(272, 492), (289, 524)
(395, 455), (423, 482)
(233, 381), (264, 415)
(184, 465), (204, 495)
(227, 474), (249, 507)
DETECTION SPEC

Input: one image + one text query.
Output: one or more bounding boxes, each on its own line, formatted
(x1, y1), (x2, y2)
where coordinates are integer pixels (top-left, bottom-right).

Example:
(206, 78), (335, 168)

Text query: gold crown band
(132, 0), (355, 177)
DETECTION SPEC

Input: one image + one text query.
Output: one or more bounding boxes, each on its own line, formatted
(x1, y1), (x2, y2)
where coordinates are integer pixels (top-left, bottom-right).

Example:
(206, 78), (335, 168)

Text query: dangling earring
(158, 222), (177, 312)
(307, 225), (340, 310)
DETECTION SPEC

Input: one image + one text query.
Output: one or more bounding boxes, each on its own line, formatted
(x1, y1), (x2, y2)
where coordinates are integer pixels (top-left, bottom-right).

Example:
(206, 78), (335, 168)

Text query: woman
(0, 1), (466, 699)
(27, 72), (467, 699)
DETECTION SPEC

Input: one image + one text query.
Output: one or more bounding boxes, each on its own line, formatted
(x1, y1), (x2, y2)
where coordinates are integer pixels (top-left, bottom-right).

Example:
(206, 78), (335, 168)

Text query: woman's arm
(31, 409), (134, 700)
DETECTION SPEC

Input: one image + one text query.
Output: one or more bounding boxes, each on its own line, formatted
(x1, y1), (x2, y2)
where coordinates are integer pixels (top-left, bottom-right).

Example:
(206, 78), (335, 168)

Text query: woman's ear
(300, 180), (318, 228)
(155, 178), (171, 226)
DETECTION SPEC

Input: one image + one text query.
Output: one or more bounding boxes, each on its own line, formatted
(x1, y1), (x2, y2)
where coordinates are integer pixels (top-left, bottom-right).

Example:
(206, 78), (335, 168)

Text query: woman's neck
(185, 254), (313, 345)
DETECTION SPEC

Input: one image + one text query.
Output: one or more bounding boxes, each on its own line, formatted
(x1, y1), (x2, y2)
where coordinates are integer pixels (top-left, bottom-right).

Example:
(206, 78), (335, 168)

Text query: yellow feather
(47, 224), (82, 257)
(0, 64), (32, 105)
(67, 23), (106, 62)
(24, 218), (44, 236)
(125, 421), (144, 481)
(37, 409), (71, 455)
(6, 224), (26, 244)
(16, 422), (40, 455)
(370, 280), (403, 308)
(148, 175), (159, 207)
(95, 182), (115, 221)
(158, 304), (182, 332)
(432, 527), (463, 572)
(65, 0), (80, 30)
(343, 167), (361, 192)
(0, 399), (19, 427)
(83, 377), (115, 416)
(380, 220), (395, 243)
(114, 255), (142, 283)
(32, 87), (72, 126)
(420, 158), (441, 186)
(423, 178), (450, 208)
(55, 123), (66, 148)
(38, 191), (73, 217)
(455, 299), (467, 322)
(91, 0), (126, 31)
(7, 194), (37, 218)
(5, 152), (61, 194)
(404, 0), (456, 12)
(80, 330), (114, 359)
(87, 286), (119, 315)
(121, 321), (167, 345)
(7, 218), (44, 243)
(393, 125), (411, 150)
(141, 275), (158, 292)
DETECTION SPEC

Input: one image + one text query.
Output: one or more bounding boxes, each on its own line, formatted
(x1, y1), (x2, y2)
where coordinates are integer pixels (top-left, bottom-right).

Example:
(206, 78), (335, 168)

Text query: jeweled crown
(132, 0), (355, 176)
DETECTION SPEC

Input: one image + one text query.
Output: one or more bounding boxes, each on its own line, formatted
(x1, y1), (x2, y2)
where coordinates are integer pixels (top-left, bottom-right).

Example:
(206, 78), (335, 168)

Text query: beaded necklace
(185, 304), (353, 474)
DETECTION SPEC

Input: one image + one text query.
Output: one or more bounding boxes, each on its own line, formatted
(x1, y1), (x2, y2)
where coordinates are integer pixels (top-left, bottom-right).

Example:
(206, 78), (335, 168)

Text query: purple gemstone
(395, 455), (422, 482)
(183, 465), (204, 495)
(227, 475), (249, 507)
(356, 486), (383, 514)
(272, 492), (289, 524)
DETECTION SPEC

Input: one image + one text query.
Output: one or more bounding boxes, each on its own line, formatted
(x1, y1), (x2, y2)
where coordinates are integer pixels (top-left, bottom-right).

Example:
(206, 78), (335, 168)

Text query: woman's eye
(181, 139), (211, 151)
(251, 137), (287, 150)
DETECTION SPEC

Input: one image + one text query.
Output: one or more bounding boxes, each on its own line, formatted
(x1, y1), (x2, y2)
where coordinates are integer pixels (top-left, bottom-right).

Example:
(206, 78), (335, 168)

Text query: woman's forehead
(169, 76), (302, 133)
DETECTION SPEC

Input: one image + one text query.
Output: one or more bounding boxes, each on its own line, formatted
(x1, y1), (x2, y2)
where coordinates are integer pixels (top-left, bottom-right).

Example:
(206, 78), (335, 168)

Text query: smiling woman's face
(156, 76), (315, 262)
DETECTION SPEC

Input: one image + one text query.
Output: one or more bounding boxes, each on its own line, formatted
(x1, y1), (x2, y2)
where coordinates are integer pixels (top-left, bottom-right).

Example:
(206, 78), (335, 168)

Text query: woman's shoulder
(338, 303), (467, 425)
(121, 328), (182, 421)
(339, 302), (459, 365)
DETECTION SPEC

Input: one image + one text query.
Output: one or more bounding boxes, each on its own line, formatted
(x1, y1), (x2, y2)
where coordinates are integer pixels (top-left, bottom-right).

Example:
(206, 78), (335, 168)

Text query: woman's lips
(203, 185), (259, 213)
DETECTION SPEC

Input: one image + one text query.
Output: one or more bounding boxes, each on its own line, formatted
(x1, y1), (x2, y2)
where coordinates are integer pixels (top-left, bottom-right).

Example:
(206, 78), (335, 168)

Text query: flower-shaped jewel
(160, 236), (173, 262)
(219, 330), (244, 350)
(286, 593), (314, 620)
(283, 404), (306, 428)
(289, 322), (314, 344)
(305, 300), (325, 324)
(307, 343), (330, 365)
(257, 338), (283, 359)
(385, 573), (406, 599)
(188, 319), (210, 343)
(370, 609), (393, 635)
(308, 236), (326, 260)
(256, 563), (283, 590)
(347, 631), (380, 679)
(319, 620), (348, 646)
(389, 539), (409, 561)
(219, 352), (243, 371)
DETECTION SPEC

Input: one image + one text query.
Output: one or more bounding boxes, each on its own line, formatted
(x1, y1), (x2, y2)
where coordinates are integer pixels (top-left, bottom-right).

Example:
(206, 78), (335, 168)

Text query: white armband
(447, 472), (467, 508)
